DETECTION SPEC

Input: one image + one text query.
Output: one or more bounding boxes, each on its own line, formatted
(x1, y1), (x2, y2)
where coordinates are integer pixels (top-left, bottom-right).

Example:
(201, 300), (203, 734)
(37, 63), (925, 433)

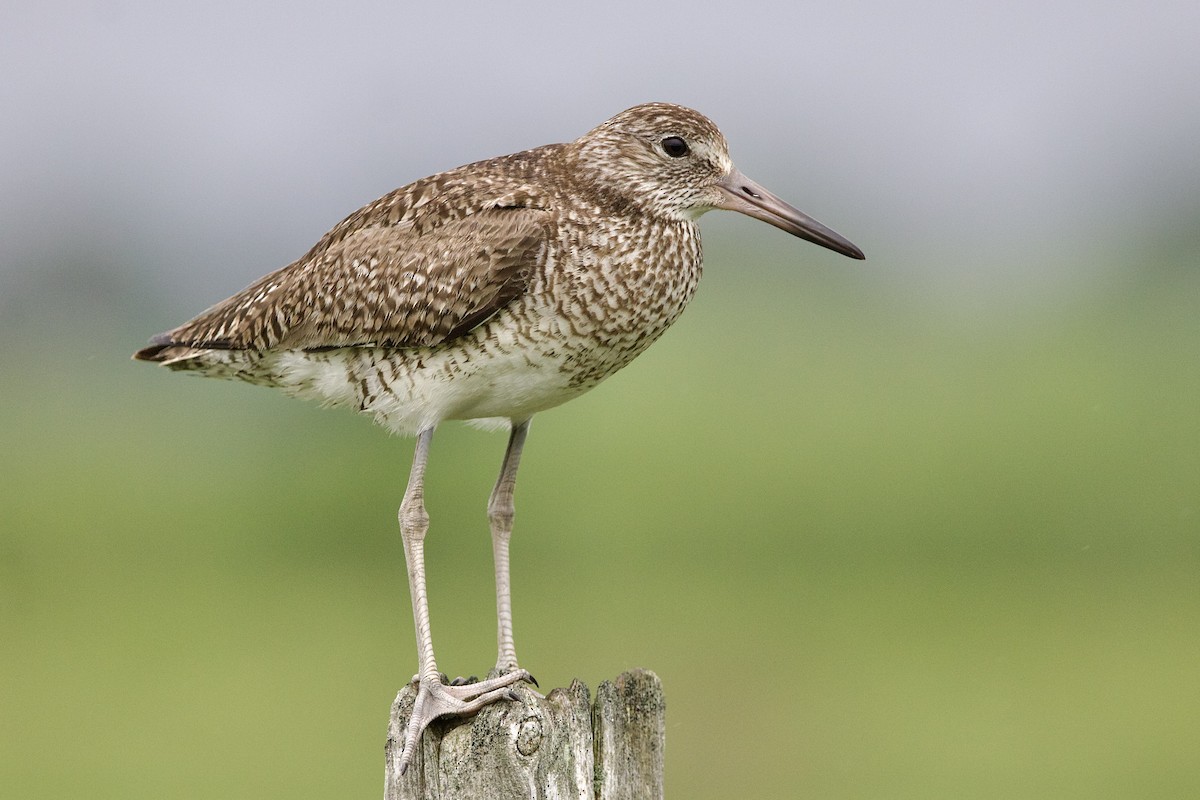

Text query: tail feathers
(132, 333), (213, 365)
(135, 326), (251, 363)
(132, 331), (176, 362)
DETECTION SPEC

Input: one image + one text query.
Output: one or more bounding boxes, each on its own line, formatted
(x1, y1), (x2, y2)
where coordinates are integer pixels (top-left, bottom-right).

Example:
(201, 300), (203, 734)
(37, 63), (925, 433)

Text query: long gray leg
(488, 418), (530, 673)
(399, 427), (440, 687)
(396, 426), (531, 775)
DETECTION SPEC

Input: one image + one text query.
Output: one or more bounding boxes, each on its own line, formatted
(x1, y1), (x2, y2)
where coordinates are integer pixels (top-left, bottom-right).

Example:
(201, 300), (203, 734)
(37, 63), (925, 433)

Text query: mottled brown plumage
(133, 102), (864, 774)
(136, 165), (556, 360)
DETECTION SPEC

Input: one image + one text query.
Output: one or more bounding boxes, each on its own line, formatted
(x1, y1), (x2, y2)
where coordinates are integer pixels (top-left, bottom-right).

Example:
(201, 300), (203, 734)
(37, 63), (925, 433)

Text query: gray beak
(714, 168), (865, 260)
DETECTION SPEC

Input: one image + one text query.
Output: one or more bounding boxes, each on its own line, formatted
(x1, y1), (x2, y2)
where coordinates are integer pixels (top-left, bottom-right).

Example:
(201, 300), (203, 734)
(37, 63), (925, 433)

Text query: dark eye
(661, 136), (689, 158)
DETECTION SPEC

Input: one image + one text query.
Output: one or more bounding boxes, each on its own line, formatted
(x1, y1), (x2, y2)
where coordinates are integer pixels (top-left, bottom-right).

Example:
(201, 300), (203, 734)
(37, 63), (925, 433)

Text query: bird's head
(572, 102), (864, 260)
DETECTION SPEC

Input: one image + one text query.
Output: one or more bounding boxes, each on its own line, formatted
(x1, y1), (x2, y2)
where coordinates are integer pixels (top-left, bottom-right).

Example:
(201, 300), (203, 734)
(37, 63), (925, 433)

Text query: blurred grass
(2, 243), (1198, 798)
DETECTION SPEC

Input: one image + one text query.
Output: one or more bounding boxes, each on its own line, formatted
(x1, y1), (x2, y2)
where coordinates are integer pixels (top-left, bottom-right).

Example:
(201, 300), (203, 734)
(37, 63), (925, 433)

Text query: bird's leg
(488, 418), (530, 674)
(396, 427), (531, 775)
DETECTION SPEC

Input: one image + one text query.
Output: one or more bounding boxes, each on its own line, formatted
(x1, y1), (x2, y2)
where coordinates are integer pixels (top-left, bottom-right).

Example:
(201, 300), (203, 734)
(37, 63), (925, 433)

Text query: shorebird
(134, 102), (864, 772)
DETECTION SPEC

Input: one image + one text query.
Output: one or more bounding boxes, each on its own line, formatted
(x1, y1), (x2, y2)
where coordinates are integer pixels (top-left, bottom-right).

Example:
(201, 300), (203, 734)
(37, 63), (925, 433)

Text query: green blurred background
(3, 3), (1199, 798)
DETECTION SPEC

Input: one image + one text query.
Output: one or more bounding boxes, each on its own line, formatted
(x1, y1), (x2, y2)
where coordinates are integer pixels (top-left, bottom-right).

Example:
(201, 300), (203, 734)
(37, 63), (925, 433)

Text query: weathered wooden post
(385, 669), (665, 800)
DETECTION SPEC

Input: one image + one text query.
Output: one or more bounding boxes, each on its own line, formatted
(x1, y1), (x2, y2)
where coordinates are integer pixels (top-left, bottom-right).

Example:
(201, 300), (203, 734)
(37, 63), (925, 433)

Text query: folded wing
(135, 205), (551, 363)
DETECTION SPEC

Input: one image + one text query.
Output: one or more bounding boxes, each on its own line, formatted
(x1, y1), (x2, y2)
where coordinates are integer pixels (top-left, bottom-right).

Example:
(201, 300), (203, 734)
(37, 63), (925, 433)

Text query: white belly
(264, 336), (596, 436)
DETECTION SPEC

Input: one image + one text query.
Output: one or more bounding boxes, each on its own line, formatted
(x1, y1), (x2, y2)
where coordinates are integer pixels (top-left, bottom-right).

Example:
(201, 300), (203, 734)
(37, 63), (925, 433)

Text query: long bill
(714, 168), (865, 260)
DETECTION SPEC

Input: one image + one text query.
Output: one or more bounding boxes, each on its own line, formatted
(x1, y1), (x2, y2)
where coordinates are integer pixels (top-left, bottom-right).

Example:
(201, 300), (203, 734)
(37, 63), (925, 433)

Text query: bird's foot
(397, 668), (534, 775)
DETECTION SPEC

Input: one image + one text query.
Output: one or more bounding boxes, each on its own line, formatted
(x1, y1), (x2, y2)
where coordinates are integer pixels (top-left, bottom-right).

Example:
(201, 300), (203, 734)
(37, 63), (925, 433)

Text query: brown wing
(135, 205), (551, 361)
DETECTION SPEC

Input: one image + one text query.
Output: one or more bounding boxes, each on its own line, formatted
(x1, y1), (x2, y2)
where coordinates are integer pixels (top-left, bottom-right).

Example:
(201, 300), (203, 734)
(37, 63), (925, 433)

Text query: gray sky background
(3, 0), (1198, 319)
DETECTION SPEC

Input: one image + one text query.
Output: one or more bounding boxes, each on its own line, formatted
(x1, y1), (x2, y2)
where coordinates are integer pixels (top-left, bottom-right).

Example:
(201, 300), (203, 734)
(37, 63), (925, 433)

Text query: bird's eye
(661, 136), (689, 158)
